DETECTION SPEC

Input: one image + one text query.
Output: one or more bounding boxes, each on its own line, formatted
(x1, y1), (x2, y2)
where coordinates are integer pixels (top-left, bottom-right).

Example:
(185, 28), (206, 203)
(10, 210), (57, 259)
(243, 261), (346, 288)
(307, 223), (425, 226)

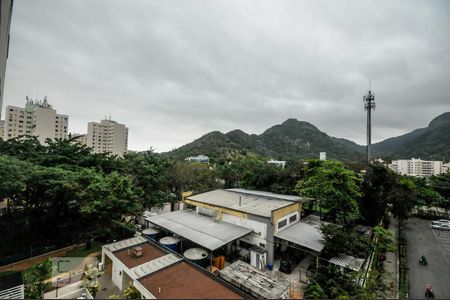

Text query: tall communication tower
(363, 85), (375, 163)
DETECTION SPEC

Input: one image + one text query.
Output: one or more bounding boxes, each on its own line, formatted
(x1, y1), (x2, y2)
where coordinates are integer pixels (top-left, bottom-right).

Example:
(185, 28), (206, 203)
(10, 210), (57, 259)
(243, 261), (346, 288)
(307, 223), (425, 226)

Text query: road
(405, 218), (450, 299)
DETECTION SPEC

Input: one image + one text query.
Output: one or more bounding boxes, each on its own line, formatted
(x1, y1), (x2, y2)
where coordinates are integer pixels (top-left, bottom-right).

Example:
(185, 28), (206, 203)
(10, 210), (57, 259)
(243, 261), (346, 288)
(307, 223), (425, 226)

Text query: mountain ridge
(165, 112), (450, 162)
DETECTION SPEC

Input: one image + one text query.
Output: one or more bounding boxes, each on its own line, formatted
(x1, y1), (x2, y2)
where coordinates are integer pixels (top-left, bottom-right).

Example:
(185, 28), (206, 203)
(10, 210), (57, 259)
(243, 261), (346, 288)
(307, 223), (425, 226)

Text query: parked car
(436, 219), (450, 224)
(430, 223), (450, 230)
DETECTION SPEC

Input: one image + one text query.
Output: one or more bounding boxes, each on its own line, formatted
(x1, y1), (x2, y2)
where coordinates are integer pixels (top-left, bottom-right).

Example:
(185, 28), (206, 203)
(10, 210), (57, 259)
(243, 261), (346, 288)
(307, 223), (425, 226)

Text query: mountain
(371, 112), (450, 161)
(165, 118), (365, 161)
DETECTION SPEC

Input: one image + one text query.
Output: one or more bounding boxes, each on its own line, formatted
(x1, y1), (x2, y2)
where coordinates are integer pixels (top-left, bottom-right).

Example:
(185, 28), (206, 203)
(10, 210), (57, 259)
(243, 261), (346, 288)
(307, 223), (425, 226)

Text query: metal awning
(329, 255), (366, 272)
(274, 214), (328, 253)
(145, 210), (253, 251)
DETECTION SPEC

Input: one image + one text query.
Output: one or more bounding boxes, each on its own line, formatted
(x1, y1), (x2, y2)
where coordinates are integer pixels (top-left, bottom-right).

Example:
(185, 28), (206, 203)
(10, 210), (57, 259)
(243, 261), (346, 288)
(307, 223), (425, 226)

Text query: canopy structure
(146, 210), (253, 251)
(274, 214), (328, 253)
(329, 255), (366, 272)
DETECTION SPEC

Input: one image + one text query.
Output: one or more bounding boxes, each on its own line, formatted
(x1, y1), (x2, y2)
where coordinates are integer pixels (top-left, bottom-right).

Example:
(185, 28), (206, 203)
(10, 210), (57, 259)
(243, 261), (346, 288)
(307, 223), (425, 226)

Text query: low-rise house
(101, 236), (246, 299)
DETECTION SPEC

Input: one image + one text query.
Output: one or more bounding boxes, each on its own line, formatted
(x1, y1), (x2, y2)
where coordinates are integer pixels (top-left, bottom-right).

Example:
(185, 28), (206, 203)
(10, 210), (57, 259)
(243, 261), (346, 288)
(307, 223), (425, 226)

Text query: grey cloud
(4, 0), (450, 151)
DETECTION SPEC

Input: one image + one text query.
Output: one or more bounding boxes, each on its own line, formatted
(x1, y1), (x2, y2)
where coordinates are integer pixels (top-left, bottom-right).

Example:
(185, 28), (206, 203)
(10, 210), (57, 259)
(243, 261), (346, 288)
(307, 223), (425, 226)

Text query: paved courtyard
(405, 218), (450, 299)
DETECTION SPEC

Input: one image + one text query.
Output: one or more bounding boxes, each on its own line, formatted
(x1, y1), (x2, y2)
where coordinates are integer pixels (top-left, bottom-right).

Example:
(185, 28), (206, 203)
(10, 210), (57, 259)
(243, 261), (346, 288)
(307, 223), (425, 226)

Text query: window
(289, 214), (297, 223)
(278, 219), (287, 229)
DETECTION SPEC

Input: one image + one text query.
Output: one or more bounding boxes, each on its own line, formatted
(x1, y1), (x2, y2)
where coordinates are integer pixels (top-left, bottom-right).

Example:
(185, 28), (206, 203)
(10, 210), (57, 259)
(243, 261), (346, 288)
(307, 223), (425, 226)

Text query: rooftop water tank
(142, 227), (160, 240)
(184, 248), (209, 268)
(159, 236), (180, 252)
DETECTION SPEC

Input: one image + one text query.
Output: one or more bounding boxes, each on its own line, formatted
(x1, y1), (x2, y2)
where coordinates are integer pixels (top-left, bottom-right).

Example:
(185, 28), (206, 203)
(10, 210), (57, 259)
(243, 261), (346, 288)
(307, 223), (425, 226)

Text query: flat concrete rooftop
(138, 261), (243, 299)
(114, 242), (166, 269)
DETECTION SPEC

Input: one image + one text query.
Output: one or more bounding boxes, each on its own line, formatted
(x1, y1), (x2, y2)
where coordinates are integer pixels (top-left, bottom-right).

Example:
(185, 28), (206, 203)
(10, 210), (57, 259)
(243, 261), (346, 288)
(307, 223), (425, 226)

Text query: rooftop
(113, 242), (166, 269)
(329, 255), (366, 272)
(146, 210), (252, 251)
(103, 236), (147, 252)
(274, 214), (329, 253)
(186, 189), (302, 218)
(138, 261), (243, 299)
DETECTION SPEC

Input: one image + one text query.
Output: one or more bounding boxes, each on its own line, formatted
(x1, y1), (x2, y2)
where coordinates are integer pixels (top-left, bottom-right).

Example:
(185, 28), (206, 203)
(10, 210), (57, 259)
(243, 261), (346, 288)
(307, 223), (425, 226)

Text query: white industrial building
(2, 97), (68, 143)
(144, 189), (324, 272)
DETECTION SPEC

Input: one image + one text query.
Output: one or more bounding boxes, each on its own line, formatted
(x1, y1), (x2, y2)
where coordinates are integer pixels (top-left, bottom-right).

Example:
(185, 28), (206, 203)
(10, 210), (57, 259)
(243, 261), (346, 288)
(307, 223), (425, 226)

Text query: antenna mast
(363, 82), (376, 164)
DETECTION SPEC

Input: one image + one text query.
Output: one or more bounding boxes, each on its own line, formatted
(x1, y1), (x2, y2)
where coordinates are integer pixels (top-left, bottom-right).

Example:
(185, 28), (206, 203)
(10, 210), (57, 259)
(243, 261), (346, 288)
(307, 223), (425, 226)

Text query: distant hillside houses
(267, 159), (286, 169)
(388, 158), (450, 177)
(185, 155), (209, 163)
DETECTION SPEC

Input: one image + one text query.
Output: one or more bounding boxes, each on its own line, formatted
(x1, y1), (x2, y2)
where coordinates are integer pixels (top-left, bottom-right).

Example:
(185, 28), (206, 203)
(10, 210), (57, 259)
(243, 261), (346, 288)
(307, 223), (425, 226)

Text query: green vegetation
(320, 224), (371, 259)
(82, 264), (103, 298)
(372, 112), (450, 161)
(398, 220), (408, 298)
(166, 112), (450, 162)
(295, 160), (361, 225)
(22, 259), (52, 299)
(165, 118), (364, 162)
(0, 137), (169, 265)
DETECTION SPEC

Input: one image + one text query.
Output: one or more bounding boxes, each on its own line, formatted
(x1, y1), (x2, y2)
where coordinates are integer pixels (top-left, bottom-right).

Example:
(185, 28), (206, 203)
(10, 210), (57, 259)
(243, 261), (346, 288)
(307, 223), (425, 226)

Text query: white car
(436, 219), (450, 224)
(430, 223), (450, 230)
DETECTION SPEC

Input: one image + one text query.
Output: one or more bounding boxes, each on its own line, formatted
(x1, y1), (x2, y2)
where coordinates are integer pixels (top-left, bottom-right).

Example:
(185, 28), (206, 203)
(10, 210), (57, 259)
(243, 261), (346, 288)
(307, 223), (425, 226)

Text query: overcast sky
(4, 0), (450, 152)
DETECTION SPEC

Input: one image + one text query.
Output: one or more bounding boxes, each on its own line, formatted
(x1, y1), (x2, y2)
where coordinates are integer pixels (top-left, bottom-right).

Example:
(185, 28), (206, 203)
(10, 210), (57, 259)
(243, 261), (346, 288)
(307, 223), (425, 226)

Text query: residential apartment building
(0, 0), (14, 119)
(3, 97), (68, 144)
(0, 120), (4, 139)
(85, 118), (128, 156)
(389, 158), (447, 177)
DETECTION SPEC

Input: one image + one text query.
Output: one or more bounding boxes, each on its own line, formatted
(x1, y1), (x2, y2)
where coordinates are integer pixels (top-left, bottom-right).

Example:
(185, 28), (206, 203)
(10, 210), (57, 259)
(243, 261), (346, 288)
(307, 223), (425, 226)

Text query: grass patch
(64, 242), (102, 258)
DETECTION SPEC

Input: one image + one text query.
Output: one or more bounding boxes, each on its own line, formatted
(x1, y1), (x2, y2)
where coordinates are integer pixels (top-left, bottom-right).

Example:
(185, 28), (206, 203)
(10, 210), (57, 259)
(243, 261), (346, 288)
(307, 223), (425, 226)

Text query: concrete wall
(34, 107), (56, 144)
(272, 202), (302, 234)
(103, 249), (128, 291)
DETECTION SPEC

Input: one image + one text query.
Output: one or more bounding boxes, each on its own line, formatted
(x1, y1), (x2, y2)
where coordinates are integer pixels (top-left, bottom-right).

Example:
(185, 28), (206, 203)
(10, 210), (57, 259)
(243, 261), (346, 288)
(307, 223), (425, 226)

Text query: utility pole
(363, 84), (375, 164)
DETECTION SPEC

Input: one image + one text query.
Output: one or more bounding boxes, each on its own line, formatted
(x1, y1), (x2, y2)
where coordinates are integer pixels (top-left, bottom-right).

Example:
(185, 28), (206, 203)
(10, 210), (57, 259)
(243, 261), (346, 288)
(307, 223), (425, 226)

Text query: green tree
(360, 164), (396, 226)
(82, 264), (103, 298)
(123, 150), (171, 208)
(304, 281), (326, 299)
(388, 177), (416, 220)
(295, 160), (362, 225)
(374, 226), (395, 253)
(430, 172), (450, 203)
(23, 259), (52, 299)
(78, 170), (142, 235)
(321, 224), (371, 259)
(169, 161), (219, 196)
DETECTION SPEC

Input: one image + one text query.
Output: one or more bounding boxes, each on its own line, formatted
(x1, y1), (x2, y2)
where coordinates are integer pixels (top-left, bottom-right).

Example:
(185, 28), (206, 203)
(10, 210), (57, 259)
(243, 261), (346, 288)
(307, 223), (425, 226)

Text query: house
(101, 236), (247, 299)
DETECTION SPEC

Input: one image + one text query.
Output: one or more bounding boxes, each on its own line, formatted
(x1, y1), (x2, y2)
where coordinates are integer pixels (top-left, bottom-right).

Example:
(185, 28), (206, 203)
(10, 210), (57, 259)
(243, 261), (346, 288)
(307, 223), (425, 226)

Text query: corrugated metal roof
(274, 214), (328, 253)
(329, 255), (366, 272)
(103, 236), (147, 252)
(131, 254), (181, 279)
(146, 210), (253, 251)
(186, 189), (299, 218)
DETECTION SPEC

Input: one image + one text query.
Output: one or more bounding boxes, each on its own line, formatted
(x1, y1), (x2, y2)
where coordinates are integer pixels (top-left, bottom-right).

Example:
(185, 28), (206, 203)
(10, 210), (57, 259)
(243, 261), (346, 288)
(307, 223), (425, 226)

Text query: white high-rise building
(3, 97), (68, 144)
(86, 118), (128, 156)
(388, 158), (447, 177)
